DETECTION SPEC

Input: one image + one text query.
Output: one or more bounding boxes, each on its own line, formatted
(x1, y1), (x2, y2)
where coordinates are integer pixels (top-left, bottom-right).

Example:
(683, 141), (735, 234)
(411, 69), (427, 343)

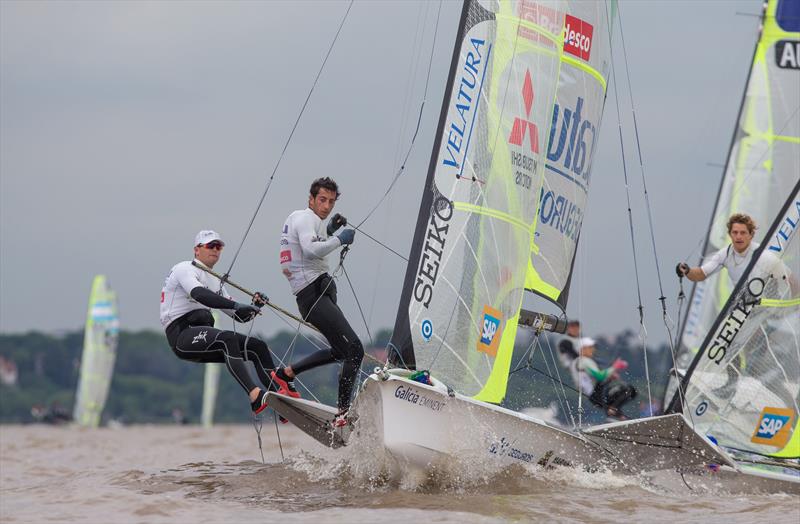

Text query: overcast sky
(1, 0), (761, 346)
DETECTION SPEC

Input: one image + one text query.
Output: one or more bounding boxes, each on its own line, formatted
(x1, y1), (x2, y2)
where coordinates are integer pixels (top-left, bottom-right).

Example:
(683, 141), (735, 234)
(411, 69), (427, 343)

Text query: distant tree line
(0, 327), (671, 424)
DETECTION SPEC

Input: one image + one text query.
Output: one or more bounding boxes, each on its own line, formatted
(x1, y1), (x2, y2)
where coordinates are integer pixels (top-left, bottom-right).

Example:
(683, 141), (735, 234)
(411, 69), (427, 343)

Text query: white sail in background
(201, 363), (222, 428)
(73, 275), (119, 427)
(201, 311), (222, 428)
(670, 0), (800, 403)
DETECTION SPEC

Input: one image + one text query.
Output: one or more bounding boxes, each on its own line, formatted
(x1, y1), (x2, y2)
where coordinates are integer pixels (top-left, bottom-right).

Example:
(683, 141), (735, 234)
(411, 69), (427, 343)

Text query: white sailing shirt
(701, 242), (784, 285)
(160, 259), (231, 327)
(280, 208), (342, 294)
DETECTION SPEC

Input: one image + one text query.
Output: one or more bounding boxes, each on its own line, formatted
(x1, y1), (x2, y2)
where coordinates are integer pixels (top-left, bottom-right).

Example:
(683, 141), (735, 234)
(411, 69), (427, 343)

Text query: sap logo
(564, 14), (593, 60)
(508, 69), (540, 153)
(768, 198), (799, 253)
(538, 189), (583, 242)
(481, 313), (500, 345)
(776, 40), (800, 69)
(477, 305), (503, 357)
(547, 97), (597, 186)
(757, 415), (788, 438)
(442, 38), (486, 171)
(413, 196), (453, 308)
(751, 407), (795, 448)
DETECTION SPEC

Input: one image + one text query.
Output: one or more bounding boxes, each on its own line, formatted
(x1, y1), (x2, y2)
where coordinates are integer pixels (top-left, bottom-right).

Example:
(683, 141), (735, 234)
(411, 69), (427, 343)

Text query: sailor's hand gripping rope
(191, 260), (321, 333)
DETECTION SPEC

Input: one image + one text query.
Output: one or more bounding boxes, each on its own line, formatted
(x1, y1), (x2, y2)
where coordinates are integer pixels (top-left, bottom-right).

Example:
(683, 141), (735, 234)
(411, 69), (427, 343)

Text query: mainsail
(73, 275), (120, 427)
(390, 0), (567, 402)
(672, 180), (799, 458)
(525, 0), (613, 309)
(669, 0), (800, 402)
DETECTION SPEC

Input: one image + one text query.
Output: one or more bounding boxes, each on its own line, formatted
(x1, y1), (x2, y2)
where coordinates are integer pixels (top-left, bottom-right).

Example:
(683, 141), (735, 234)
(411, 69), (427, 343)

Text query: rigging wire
(223, 0), (355, 277)
(355, 0), (444, 231)
(604, 2), (652, 412)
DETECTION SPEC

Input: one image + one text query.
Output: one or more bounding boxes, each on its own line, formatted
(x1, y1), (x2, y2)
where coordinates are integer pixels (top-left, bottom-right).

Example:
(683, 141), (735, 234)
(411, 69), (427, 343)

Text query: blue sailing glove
(337, 229), (355, 246)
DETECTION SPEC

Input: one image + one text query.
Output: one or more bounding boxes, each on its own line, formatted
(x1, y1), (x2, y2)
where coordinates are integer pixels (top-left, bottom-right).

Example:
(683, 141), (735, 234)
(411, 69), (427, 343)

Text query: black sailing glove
(233, 303), (260, 323)
(252, 292), (268, 308)
(327, 213), (348, 236)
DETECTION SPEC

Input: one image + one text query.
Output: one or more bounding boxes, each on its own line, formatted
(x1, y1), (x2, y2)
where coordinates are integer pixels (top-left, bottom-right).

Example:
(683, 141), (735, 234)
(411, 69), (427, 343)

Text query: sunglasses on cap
(200, 241), (225, 250)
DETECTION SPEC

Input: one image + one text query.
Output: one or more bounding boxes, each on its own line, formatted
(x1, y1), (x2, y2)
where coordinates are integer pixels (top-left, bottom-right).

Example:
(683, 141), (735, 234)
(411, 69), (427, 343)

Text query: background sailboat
(73, 275), (119, 428)
(666, 0), (800, 406)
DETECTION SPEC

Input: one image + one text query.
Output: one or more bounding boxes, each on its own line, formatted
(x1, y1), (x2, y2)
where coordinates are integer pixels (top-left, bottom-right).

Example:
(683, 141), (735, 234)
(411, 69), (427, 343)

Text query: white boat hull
(349, 371), (631, 474)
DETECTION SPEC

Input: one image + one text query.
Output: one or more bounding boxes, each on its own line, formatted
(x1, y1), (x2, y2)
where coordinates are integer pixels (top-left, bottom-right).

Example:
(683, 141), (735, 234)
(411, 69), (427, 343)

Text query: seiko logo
(776, 40), (800, 70)
(413, 196), (453, 308)
(706, 277), (765, 364)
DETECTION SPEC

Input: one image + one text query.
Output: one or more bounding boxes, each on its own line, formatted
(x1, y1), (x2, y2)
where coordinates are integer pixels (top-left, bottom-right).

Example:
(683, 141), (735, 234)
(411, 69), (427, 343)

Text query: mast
(388, 0), (471, 370)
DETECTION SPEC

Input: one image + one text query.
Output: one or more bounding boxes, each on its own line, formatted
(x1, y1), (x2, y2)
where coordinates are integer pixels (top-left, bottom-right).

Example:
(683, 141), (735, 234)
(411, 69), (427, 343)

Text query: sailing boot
(251, 389), (269, 415)
(271, 368), (301, 398)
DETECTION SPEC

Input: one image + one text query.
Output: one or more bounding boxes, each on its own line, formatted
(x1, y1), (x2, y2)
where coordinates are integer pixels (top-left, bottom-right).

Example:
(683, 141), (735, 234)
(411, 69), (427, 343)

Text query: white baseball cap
(580, 337), (596, 348)
(194, 230), (224, 247)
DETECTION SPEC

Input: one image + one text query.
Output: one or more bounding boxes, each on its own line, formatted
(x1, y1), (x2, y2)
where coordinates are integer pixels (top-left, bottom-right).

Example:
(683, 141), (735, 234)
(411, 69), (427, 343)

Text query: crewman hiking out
(570, 337), (636, 420)
(160, 230), (279, 415)
(273, 177), (363, 428)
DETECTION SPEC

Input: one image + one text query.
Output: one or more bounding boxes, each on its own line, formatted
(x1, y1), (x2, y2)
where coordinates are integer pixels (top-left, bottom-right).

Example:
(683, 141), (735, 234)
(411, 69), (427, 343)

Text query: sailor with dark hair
(160, 230), (278, 415)
(274, 177), (363, 427)
(557, 319), (581, 367)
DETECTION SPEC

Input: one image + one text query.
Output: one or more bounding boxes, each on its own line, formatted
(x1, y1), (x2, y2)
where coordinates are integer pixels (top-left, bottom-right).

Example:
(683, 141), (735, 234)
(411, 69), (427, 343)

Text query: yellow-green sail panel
(525, 0), (614, 308)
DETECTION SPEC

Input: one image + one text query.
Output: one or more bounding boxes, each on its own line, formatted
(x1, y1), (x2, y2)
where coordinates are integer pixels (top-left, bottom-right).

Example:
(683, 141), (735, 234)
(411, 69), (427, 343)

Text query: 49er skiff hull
(265, 370), (800, 494)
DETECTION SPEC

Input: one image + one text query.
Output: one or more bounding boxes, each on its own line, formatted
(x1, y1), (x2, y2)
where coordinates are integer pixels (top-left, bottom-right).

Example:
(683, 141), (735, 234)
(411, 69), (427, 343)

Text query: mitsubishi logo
(508, 70), (539, 153)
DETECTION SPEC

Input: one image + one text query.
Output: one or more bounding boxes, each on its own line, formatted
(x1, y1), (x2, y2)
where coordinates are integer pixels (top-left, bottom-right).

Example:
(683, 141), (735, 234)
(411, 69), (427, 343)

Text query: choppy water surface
(0, 424), (797, 523)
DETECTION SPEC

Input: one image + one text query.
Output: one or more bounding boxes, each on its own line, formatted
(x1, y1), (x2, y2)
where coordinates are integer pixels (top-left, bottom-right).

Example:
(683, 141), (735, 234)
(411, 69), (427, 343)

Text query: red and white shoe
(270, 369), (300, 399)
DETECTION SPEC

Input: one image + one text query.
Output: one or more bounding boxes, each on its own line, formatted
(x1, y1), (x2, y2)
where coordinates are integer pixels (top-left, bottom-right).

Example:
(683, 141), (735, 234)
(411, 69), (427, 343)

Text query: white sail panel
(526, 0), (613, 308)
(73, 275), (119, 427)
(394, 0), (566, 402)
(671, 0), (800, 402)
(682, 184), (799, 457)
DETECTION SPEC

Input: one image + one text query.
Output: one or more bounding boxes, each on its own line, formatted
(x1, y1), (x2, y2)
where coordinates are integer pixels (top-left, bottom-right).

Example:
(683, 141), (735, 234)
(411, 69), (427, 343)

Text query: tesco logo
(564, 14), (593, 60)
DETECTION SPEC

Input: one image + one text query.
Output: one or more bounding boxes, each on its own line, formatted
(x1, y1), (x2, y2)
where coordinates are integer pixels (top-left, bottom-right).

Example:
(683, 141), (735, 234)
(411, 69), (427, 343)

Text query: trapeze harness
(280, 208), (364, 411)
(160, 260), (276, 395)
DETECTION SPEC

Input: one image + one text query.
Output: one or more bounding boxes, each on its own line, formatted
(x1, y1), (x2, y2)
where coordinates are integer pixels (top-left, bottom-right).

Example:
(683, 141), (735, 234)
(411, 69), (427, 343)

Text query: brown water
(1, 423), (797, 523)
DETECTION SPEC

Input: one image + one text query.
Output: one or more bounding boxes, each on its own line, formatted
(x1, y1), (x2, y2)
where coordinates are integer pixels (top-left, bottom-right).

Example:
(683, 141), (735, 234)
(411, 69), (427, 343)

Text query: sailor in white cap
(569, 337), (635, 420)
(160, 230), (278, 415)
